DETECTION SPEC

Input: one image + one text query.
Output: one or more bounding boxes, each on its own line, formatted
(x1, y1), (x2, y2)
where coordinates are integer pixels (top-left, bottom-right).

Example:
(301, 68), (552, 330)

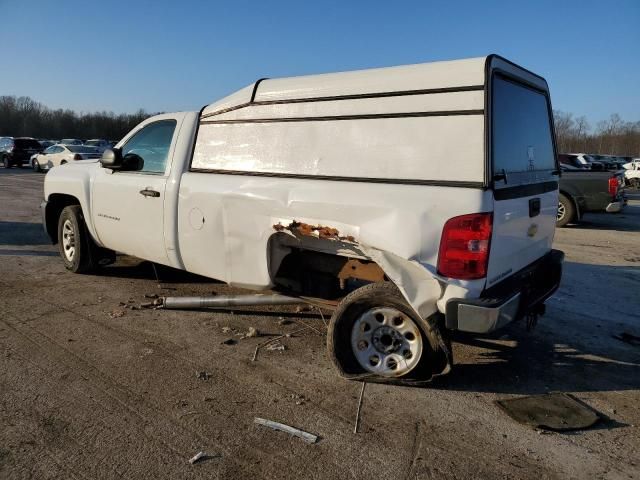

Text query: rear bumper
(605, 201), (623, 213)
(445, 249), (564, 334)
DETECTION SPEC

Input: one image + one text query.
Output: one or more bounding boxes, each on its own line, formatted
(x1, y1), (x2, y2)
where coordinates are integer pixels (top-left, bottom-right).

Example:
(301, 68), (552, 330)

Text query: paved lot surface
(1, 167), (639, 480)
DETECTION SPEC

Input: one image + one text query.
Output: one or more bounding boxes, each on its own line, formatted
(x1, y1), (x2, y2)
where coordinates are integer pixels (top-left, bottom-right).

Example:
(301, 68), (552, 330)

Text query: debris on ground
(140, 302), (155, 309)
(295, 305), (311, 313)
(196, 371), (210, 381)
(266, 342), (286, 352)
(613, 332), (640, 346)
(144, 293), (159, 299)
(290, 393), (307, 405)
(221, 338), (237, 346)
(354, 382), (367, 434)
(188, 451), (206, 465)
(496, 393), (600, 431)
(222, 326), (233, 334)
(108, 309), (125, 318)
(278, 318), (292, 326)
(244, 327), (260, 338)
(254, 417), (319, 444)
(252, 326), (309, 361)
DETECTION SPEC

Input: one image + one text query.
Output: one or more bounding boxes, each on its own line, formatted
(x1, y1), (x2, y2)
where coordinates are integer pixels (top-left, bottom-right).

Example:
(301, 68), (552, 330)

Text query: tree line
(0, 96), (155, 141)
(0, 95), (638, 157)
(553, 111), (640, 157)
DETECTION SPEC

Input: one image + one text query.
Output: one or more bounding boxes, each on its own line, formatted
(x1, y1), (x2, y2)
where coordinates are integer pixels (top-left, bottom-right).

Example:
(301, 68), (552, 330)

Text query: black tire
(60, 160), (67, 165)
(32, 159), (41, 172)
(557, 193), (575, 228)
(327, 281), (448, 383)
(3, 156), (11, 168)
(57, 205), (96, 273)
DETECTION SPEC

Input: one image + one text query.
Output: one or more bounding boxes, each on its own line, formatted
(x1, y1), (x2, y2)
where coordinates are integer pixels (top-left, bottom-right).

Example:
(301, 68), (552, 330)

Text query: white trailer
(42, 54), (563, 383)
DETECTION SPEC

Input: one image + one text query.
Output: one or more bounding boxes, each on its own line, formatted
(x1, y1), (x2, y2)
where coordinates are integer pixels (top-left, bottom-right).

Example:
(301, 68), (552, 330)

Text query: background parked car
(557, 165), (625, 227)
(83, 139), (111, 153)
(624, 161), (640, 188)
(558, 153), (605, 170)
(38, 140), (56, 149)
(59, 138), (84, 146)
(31, 144), (101, 171)
(0, 137), (43, 168)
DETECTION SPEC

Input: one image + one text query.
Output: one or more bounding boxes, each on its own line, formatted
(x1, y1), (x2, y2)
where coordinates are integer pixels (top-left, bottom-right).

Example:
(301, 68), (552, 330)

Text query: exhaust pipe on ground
(161, 294), (303, 310)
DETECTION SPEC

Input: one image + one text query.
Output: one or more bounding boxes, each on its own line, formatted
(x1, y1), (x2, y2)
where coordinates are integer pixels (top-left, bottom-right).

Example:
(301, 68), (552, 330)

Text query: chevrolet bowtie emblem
(527, 224), (538, 237)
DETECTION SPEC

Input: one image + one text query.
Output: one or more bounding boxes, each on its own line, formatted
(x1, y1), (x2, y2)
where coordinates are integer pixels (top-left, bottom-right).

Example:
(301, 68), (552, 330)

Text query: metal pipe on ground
(162, 294), (303, 310)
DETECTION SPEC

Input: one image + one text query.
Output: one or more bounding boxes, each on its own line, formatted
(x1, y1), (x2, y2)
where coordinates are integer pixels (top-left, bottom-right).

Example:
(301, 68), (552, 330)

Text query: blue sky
(2, 0), (638, 124)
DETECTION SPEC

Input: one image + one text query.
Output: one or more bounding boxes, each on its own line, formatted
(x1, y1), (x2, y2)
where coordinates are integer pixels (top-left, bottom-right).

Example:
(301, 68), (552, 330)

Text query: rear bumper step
(445, 249), (564, 333)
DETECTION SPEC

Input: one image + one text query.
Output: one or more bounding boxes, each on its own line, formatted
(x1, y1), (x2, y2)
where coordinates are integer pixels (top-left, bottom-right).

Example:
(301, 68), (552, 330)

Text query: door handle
(139, 188), (160, 198)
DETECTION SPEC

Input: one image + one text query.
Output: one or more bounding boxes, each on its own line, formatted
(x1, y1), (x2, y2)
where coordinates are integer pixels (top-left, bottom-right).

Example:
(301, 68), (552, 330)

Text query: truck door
(486, 73), (559, 288)
(92, 119), (178, 266)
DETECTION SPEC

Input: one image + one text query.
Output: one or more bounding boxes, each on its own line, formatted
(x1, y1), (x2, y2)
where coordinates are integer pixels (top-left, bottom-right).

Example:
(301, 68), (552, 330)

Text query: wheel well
(45, 194), (81, 244)
(271, 247), (386, 300)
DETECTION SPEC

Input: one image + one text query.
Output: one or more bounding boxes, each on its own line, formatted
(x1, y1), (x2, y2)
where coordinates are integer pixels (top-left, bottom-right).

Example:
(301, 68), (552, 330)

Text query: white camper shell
(42, 54), (564, 383)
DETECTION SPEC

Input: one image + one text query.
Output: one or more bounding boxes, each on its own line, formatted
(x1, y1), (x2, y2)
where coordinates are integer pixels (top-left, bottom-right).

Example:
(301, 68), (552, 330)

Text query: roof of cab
(201, 56), (488, 117)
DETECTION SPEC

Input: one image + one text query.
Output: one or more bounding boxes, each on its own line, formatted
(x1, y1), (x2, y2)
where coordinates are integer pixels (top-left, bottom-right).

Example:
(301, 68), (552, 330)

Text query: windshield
(15, 139), (42, 149)
(492, 75), (555, 174)
(67, 146), (98, 153)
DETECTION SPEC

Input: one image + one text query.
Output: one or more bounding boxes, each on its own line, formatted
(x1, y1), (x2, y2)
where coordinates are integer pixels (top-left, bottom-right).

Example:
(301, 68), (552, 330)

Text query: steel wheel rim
(62, 219), (76, 261)
(557, 202), (565, 221)
(350, 306), (423, 377)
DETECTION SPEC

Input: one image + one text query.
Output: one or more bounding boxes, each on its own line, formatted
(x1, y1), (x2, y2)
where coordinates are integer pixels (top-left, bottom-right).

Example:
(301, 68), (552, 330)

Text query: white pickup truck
(42, 54), (563, 383)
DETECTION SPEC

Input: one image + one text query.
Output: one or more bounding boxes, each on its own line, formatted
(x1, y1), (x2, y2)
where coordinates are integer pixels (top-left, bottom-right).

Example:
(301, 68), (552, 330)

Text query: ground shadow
(569, 203), (640, 233)
(0, 221), (51, 246)
(0, 248), (57, 257)
(432, 262), (640, 396)
(100, 258), (220, 284)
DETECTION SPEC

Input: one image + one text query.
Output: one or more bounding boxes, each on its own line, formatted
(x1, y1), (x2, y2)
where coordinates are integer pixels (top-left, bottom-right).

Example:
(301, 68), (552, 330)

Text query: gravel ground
(0, 167), (638, 480)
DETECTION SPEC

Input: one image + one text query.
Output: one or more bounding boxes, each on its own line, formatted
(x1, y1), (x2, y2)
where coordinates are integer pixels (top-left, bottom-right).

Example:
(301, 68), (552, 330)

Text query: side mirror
(100, 148), (122, 170)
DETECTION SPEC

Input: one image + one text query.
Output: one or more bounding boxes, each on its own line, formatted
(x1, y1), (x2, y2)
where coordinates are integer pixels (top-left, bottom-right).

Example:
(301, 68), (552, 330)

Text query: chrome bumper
(455, 293), (521, 333)
(605, 201), (623, 213)
(445, 249), (564, 334)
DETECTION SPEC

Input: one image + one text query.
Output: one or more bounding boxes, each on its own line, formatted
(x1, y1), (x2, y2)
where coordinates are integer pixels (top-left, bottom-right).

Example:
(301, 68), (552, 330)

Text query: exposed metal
(162, 294), (303, 310)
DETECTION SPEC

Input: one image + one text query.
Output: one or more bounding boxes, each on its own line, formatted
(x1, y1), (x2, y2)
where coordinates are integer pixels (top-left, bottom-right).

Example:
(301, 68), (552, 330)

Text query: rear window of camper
(492, 75), (555, 174)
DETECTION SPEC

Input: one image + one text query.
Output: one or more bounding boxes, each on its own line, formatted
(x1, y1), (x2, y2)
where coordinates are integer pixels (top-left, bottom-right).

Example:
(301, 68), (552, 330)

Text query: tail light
(73, 154), (83, 160)
(437, 213), (493, 280)
(608, 176), (618, 197)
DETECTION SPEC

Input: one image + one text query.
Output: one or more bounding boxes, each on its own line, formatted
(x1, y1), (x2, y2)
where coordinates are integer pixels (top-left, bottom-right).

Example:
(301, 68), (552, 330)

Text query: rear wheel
(3, 156), (11, 168)
(557, 193), (575, 227)
(328, 282), (444, 382)
(57, 206), (96, 273)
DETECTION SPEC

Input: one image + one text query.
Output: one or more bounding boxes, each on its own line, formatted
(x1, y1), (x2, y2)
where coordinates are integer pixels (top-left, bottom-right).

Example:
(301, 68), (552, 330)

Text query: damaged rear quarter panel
(177, 173), (493, 318)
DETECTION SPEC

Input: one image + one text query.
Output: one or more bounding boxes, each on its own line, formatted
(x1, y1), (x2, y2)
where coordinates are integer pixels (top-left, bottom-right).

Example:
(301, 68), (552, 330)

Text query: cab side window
(121, 120), (177, 174)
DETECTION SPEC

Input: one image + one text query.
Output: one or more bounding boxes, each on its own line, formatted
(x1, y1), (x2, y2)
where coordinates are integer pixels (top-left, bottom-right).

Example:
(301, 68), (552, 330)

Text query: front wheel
(557, 193), (575, 228)
(328, 282), (445, 382)
(32, 159), (41, 172)
(57, 205), (96, 273)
